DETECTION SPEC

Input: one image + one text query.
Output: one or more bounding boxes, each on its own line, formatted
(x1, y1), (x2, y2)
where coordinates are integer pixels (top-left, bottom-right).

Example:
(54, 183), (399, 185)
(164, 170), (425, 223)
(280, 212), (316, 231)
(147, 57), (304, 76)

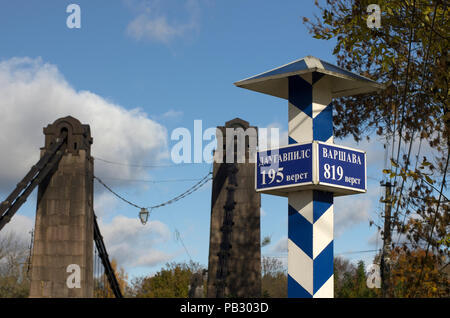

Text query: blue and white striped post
(234, 56), (383, 298)
(287, 73), (334, 297)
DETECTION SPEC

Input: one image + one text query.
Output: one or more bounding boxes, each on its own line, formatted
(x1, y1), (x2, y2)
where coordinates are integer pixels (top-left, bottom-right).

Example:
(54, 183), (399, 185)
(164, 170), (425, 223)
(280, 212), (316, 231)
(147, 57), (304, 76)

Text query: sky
(0, 0), (404, 280)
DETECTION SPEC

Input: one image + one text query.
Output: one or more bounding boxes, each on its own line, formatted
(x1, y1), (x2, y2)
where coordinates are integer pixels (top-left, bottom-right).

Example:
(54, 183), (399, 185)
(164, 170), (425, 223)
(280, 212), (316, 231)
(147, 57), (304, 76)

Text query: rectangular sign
(317, 142), (366, 192)
(256, 143), (313, 192)
(255, 141), (367, 195)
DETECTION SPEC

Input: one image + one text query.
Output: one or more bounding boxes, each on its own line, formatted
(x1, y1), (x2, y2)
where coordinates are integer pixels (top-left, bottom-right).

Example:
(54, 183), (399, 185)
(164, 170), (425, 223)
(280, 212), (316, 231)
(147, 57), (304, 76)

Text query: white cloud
(258, 122), (288, 151)
(161, 109), (183, 119)
(0, 214), (34, 244)
(269, 236), (288, 254)
(125, 0), (201, 44)
(264, 196), (371, 251)
(338, 132), (440, 179)
(260, 208), (267, 217)
(367, 230), (382, 248)
(334, 196), (371, 237)
(152, 109), (184, 122)
(127, 15), (183, 43)
(0, 57), (168, 192)
(134, 250), (174, 267)
(348, 137), (386, 169)
(367, 228), (411, 249)
(99, 215), (173, 268)
(94, 192), (120, 217)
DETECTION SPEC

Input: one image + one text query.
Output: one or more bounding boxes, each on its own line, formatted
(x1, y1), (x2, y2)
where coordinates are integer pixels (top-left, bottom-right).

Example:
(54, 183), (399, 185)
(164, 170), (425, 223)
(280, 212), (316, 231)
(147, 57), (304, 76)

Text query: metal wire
(93, 172), (213, 211)
(94, 176), (142, 209)
(147, 172), (212, 209)
(93, 212), (123, 298)
(94, 156), (195, 168)
(174, 228), (193, 262)
(94, 176), (205, 183)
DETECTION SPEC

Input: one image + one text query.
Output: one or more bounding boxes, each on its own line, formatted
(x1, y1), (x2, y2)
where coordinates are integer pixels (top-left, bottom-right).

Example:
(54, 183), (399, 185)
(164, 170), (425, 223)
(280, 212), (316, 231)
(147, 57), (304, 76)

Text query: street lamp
(139, 208), (149, 225)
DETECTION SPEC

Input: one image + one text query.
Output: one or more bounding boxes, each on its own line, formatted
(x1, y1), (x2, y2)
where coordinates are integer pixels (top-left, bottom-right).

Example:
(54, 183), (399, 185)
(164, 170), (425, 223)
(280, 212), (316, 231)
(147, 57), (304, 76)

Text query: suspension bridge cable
(94, 156), (197, 168)
(93, 212), (123, 298)
(94, 176), (142, 209)
(93, 171), (213, 211)
(147, 173), (212, 210)
(96, 176), (205, 183)
(174, 228), (193, 262)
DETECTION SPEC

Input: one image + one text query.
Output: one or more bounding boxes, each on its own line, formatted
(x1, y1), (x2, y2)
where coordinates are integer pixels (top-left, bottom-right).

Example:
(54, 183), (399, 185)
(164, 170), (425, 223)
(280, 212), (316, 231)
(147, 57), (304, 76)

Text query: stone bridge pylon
(29, 116), (94, 298)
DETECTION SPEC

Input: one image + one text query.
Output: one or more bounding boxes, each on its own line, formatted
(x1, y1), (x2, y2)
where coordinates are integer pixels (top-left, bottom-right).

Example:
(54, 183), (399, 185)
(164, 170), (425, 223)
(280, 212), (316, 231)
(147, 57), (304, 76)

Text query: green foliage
(437, 234), (450, 248)
(260, 256), (382, 298)
(261, 236), (271, 247)
(334, 257), (379, 298)
(143, 265), (190, 297)
(382, 156), (449, 257)
(305, 0), (448, 147)
(261, 257), (287, 298)
(0, 275), (30, 298)
(389, 248), (449, 297)
(261, 272), (287, 298)
(94, 259), (128, 298)
(304, 0), (449, 297)
(0, 232), (31, 298)
(130, 261), (205, 298)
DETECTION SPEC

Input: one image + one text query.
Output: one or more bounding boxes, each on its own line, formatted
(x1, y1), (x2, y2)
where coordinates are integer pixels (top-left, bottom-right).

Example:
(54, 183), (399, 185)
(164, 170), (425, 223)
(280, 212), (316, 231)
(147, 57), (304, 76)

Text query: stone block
(30, 117), (94, 298)
(207, 119), (261, 298)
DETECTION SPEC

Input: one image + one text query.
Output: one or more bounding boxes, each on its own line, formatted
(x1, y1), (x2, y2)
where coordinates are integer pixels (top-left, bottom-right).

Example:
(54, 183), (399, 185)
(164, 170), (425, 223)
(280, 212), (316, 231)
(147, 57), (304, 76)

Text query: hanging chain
(94, 171), (213, 211)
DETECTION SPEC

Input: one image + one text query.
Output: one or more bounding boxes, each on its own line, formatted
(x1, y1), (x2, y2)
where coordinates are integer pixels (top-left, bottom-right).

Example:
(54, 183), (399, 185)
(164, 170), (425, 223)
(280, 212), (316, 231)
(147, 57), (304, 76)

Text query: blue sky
(0, 0), (395, 279)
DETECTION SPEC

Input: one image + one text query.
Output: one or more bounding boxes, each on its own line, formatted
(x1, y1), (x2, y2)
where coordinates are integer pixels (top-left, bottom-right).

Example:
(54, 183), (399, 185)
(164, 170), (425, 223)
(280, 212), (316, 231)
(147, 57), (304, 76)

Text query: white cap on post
(234, 55), (384, 99)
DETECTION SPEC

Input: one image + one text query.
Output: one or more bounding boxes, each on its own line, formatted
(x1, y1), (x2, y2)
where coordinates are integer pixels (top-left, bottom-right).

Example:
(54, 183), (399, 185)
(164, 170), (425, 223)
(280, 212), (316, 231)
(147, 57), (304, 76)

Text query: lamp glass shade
(139, 208), (149, 225)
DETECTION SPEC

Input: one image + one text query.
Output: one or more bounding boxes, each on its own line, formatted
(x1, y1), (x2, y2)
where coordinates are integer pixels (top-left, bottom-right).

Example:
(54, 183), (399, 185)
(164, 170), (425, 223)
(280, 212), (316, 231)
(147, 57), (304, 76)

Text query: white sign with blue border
(256, 143), (313, 192)
(316, 142), (366, 192)
(255, 141), (366, 195)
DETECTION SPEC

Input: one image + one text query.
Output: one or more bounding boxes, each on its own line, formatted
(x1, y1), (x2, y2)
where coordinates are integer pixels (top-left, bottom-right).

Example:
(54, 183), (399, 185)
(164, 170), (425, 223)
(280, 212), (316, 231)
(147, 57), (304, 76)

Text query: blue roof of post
(234, 56), (384, 99)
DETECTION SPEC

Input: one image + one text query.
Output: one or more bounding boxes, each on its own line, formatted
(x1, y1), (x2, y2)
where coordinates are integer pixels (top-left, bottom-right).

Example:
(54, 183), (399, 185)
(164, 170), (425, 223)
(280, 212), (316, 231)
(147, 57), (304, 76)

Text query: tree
(304, 0), (449, 297)
(261, 256), (287, 298)
(0, 232), (31, 297)
(389, 247), (449, 297)
(260, 256), (381, 297)
(334, 257), (379, 298)
(334, 256), (356, 297)
(94, 258), (128, 298)
(130, 261), (205, 298)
